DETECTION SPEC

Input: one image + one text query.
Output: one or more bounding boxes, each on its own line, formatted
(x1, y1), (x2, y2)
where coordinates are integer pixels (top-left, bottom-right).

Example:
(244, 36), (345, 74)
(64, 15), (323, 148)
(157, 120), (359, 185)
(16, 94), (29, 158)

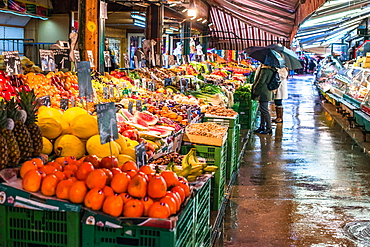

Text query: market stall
(0, 57), (258, 247)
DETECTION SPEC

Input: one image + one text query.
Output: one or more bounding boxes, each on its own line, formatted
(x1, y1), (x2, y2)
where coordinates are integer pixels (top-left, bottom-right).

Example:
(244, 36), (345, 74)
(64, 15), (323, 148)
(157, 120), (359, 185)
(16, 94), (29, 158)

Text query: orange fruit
(127, 173), (147, 198)
(110, 167), (122, 176)
(31, 158), (44, 169)
(102, 186), (114, 196)
(102, 194), (123, 217)
(166, 191), (181, 211)
(64, 164), (78, 173)
(64, 156), (77, 164)
(54, 171), (66, 180)
(160, 196), (177, 215)
(47, 161), (63, 171)
(56, 179), (74, 200)
(40, 164), (57, 175)
(178, 181), (190, 198)
(148, 202), (171, 219)
(119, 192), (132, 205)
(68, 180), (88, 204)
(139, 165), (155, 175)
(120, 161), (138, 172)
(147, 174), (167, 199)
(75, 162), (94, 180)
(123, 198), (144, 217)
(22, 170), (42, 192)
(125, 169), (137, 178)
(54, 157), (67, 166)
(141, 196), (154, 216)
(171, 186), (185, 203)
(161, 170), (179, 189)
(20, 160), (37, 178)
(85, 169), (107, 190)
(84, 188), (105, 210)
(111, 172), (131, 194)
(63, 170), (75, 179)
(101, 168), (113, 185)
(41, 174), (59, 196)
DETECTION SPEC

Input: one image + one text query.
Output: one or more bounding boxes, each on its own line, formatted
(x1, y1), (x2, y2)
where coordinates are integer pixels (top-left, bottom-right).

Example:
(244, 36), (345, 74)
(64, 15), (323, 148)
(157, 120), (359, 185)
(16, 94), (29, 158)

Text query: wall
(105, 27), (127, 67)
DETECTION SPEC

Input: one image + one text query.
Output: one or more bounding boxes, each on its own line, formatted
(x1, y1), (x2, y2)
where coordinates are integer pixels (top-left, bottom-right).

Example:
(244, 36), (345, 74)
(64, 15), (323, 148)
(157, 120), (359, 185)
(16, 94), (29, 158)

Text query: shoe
(259, 128), (272, 135)
(272, 106), (283, 123)
(253, 126), (265, 133)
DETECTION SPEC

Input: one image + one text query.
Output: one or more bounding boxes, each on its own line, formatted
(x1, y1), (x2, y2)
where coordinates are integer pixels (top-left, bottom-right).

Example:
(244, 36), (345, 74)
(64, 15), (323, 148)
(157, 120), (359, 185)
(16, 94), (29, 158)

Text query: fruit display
(19, 156), (191, 218)
(186, 122), (228, 139)
(205, 105), (238, 117)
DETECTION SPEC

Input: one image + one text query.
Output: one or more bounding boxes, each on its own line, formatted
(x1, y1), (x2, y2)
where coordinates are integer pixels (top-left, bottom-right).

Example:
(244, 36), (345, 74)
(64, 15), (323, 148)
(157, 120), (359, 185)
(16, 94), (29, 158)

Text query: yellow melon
(37, 117), (62, 139)
(54, 134), (86, 159)
(62, 107), (88, 124)
(121, 147), (136, 160)
(115, 134), (127, 153)
(118, 154), (135, 165)
(70, 114), (98, 139)
(41, 137), (53, 155)
(86, 135), (120, 158)
(38, 107), (63, 119)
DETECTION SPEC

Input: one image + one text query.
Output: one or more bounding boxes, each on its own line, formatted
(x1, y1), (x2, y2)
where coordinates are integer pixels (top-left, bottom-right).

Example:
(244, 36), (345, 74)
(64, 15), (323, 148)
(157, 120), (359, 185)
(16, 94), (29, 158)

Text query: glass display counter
(344, 68), (370, 106)
(330, 67), (361, 96)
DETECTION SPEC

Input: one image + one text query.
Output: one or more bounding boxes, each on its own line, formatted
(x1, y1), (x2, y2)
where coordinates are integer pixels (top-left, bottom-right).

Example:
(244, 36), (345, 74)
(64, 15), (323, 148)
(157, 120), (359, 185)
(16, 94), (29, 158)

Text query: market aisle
(221, 75), (370, 247)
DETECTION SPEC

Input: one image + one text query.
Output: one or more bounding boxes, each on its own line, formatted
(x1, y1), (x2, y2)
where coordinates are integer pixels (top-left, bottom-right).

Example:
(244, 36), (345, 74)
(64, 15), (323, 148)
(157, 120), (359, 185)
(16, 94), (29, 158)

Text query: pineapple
(18, 89), (43, 156)
(0, 134), (9, 169)
(0, 100), (20, 167)
(6, 98), (33, 161)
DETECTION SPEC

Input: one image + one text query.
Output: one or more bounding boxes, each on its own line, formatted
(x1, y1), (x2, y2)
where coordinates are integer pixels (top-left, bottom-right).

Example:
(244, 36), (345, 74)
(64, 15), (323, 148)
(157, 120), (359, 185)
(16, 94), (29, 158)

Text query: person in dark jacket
(252, 64), (276, 134)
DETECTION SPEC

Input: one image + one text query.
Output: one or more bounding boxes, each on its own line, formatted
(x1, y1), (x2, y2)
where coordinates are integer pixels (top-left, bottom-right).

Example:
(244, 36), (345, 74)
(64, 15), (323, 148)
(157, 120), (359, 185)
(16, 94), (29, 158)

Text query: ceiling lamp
(188, 9), (197, 17)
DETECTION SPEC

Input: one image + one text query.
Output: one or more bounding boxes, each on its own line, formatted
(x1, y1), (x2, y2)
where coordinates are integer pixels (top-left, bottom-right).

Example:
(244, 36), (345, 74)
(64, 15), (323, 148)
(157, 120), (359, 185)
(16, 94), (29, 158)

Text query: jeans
(259, 101), (271, 129)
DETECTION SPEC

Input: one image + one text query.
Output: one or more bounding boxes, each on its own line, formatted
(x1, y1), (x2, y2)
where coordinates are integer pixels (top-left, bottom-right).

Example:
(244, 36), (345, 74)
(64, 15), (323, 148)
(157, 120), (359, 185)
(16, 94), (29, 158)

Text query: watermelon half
(134, 111), (158, 126)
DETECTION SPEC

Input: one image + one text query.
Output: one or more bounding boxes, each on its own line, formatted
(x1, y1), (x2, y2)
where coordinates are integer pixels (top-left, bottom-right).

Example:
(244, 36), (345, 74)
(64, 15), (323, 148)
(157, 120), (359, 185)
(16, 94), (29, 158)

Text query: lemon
(70, 114), (98, 139)
(54, 134), (86, 159)
(41, 137), (53, 155)
(62, 107), (88, 124)
(86, 135), (120, 158)
(37, 117), (62, 139)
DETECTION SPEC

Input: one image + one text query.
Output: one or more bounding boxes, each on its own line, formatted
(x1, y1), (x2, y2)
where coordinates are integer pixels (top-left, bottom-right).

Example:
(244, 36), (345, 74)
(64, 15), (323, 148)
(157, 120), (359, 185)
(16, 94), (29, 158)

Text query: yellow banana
(192, 170), (204, 177)
(182, 149), (192, 168)
(204, 166), (219, 172)
(187, 175), (197, 182)
(172, 165), (182, 172)
(190, 165), (203, 174)
(187, 149), (200, 167)
(176, 165), (192, 177)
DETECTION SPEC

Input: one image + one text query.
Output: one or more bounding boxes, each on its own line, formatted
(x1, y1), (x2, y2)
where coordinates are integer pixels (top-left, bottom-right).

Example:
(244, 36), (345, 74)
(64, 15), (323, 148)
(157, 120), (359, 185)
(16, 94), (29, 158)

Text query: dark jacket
(251, 65), (275, 101)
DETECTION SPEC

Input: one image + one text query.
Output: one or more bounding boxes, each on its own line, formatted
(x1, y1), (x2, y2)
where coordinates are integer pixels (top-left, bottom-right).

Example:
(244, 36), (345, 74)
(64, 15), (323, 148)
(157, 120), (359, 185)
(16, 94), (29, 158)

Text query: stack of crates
(194, 178), (211, 247)
(81, 197), (196, 247)
(203, 115), (240, 180)
(234, 99), (259, 129)
(0, 205), (81, 247)
(181, 142), (227, 211)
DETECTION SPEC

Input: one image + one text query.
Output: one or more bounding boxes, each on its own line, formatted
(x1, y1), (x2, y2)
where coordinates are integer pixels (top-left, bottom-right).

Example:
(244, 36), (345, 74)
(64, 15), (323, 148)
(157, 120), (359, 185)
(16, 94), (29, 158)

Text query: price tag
(134, 55), (139, 69)
(71, 97), (75, 107)
(103, 87), (109, 99)
(86, 94), (93, 103)
(134, 79), (140, 88)
(37, 95), (51, 107)
(185, 79), (189, 89)
(2, 51), (22, 76)
(77, 61), (93, 98)
(128, 101), (133, 114)
(39, 49), (56, 72)
(187, 109), (192, 123)
(136, 100), (142, 112)
(96, 102), (119, 145)
(142, 78), (146, 89)
(135, 142), (147, 168)
(207, 63), (212, 73)
(109, 86), (114, 98)
(52, 49), (71, 71)
(60, 98), (69, 110)
(116, 87), (121, 98)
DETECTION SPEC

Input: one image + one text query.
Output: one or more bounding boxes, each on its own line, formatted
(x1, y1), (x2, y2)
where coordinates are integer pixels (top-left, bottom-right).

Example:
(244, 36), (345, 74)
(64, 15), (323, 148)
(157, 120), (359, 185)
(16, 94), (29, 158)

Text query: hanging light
(188, 9), (197, 17)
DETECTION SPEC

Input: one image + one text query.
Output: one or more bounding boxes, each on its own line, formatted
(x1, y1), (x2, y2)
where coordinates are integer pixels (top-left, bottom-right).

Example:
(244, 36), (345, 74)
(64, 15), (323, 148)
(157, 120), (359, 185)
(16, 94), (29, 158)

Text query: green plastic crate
(0, 205), (81, 247)
(194, 178), (211, 247)
(239, 101), (258, 129)
(81, 198), (195, 247)
(203, 114), (239, 128)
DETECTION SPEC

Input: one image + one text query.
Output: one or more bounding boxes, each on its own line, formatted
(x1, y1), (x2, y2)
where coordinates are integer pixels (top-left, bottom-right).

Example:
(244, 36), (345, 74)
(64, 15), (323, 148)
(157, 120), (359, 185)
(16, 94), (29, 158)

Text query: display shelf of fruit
(186, 122), (228, 139)
(0, 72), (31, 100)
(205, 105), (238, 117)
(19, 156), (191, 219)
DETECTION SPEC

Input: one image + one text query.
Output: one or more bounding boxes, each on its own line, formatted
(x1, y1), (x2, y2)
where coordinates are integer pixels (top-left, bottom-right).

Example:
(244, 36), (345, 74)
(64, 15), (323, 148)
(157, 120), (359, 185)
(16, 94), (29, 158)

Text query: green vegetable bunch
(234, 84), (252, 101)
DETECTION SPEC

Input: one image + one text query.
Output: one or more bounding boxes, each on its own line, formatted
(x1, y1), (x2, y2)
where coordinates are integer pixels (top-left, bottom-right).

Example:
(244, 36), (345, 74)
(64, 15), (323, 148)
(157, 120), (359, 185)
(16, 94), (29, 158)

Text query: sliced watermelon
(133, 115), (149, 128)
(120, 109), (134, 121)
(116, 113), (126, 123)
(135, 111), (158, 125)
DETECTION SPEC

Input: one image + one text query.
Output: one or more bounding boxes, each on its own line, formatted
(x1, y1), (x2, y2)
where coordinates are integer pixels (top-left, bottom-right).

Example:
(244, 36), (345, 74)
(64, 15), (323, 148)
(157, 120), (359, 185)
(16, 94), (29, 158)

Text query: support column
(182, 21), (191, 56)
(78, 0), (99, 68)
(146, 4), (163, 66)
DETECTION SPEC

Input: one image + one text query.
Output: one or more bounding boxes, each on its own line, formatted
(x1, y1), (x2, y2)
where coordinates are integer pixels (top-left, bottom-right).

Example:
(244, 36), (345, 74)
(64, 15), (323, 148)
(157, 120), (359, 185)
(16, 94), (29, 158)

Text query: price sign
(87, 50), (95, 67)
(60, 98), (69, 110)
(136, 100), (142, 112)
(74, 50), (81, 63)
(134, 55), (139, 69)
(109, 86), (114, 98)
(128, 101), (133, 114)
(103, 51), (111, 67)
(206, 63), (213, 73)
(71, 97), (75, 107)
(187, 109), (192, 123)
(164, 78), (171, 87)
(134, 79), (140, 88)
(39, 49), (56, 72)
(96, 102), (119, 144)
(37, 95), (51, 107)
(52, 49), (71, 71)
(135, 142), (147, 168)
(2, 51), (22, 76)
(77, 61), (93, 98)
(103, 87), (108, 99)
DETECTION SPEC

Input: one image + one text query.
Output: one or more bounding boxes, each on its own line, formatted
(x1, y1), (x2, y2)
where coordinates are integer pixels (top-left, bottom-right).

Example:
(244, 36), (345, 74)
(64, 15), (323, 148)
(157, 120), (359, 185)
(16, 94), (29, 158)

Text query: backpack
(267, 70), (281, 91)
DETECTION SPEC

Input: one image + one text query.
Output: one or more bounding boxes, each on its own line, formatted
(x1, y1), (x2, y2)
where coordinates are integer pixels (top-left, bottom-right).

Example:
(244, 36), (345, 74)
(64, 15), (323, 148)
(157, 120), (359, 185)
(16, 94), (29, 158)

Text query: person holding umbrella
(272, 67), (289, 123)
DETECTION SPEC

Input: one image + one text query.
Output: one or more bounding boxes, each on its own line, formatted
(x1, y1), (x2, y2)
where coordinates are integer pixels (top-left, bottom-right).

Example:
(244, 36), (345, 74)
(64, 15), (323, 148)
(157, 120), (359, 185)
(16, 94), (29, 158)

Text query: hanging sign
(77, 61), (93, 98)
(52, 49), (71, 71)
(39, 49), (56, 71)
(134, 55), (139, 69)
(96, 102), (119, 145)
(135, 142), (147, 168)
(123, 53), (129, 68)
(128, 101), (133, 114)
(103, 51), (111, 67)
(74, 51), (81, 62)
(37, 95), (51, 107)
(2, 51), (22, 76)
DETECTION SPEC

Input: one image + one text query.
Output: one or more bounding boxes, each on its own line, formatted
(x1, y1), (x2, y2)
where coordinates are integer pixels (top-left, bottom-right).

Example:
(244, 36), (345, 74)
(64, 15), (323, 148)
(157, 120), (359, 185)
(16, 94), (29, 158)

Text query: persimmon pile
(20, 154), (191, 219)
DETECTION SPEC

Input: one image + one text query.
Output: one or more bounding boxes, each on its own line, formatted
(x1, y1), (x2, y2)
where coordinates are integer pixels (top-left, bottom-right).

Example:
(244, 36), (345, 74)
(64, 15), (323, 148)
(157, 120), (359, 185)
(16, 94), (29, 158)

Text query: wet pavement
(220, 75), (370, 247)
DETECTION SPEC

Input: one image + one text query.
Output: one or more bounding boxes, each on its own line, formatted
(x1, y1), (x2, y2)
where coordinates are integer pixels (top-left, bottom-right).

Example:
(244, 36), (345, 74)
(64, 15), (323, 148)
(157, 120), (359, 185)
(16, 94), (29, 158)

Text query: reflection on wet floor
(220, 75), (370, 247)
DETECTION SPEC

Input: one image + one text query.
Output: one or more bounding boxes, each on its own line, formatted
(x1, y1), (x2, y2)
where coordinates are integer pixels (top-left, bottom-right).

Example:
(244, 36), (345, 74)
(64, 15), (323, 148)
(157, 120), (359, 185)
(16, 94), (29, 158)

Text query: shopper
(252, 64), (276, 135)
(272, 67), (289, 123)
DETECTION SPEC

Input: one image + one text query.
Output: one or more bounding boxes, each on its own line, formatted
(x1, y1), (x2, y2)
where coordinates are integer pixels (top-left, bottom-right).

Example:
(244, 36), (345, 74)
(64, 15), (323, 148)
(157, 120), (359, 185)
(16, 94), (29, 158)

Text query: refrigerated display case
(330, 67), (361, 97)
(344, 68), (370, 107)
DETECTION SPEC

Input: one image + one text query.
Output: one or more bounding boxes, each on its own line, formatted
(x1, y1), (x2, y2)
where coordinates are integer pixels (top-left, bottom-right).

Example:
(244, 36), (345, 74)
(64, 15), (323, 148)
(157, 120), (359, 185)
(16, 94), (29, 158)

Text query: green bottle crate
(81, 198), (195, 247)
(0, 205), (81, 247)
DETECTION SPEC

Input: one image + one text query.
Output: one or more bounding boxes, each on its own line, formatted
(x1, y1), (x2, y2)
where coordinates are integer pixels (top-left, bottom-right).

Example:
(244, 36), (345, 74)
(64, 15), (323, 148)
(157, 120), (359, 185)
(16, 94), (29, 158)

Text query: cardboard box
(183, 132), (227, 147)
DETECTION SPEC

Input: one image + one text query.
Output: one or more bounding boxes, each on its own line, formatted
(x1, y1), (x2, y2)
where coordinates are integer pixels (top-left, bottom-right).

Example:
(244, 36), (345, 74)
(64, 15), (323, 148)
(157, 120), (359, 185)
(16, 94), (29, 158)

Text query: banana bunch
(168, 148), (219, 182)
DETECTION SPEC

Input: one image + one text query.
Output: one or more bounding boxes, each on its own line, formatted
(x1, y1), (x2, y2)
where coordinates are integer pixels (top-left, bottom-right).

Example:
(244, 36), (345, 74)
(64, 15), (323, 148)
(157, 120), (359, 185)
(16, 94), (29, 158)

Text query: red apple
(100, 156), (119, 169)
(83, 155), (100, 169)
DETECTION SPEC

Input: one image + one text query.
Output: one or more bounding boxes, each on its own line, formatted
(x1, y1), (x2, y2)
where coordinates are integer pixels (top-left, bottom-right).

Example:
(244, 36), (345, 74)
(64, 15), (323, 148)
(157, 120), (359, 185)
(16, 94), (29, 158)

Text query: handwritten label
(187, 109), (192, 123)
(128, 101), (133, 114)
(52, 49), (71, 71)
(135, 142), (147, 168)
(37, 95), (51, 107)
(60, 98), (69, 110)
(136, 100), (142, 112)
(96, 102), (119, 145)
(87, 50), (95, 67)
(39, 49), (56, 71)
(2, 51), (22, 76)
